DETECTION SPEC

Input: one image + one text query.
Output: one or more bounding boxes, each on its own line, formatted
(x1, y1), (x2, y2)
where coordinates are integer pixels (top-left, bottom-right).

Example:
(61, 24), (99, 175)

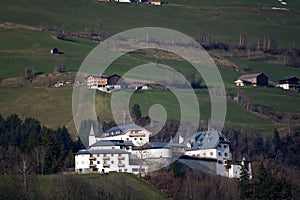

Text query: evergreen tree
(132, 104), (142, 124)
(238, 163), (251, 199)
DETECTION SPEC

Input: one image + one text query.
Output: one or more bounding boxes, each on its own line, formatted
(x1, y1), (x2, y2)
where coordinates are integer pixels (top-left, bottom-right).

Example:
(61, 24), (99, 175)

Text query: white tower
(88, 125), (96, 147)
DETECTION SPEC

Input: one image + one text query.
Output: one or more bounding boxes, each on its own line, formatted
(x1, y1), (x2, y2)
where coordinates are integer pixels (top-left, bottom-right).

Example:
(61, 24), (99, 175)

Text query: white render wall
(132, 148), (172, 159)
(102, 130), (150, 146)
(185, 149), (217, 159)
(75, 154), (90, 172)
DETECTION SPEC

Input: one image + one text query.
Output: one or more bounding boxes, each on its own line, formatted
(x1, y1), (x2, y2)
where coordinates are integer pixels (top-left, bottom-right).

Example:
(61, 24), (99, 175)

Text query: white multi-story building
(75, 125), (251, 178)
(182, 131), (252, 178)
(75, 124), (172, 175)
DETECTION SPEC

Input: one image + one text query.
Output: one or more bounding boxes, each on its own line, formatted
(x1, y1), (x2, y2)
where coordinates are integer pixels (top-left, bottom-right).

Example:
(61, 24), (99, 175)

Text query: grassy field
(0, 173), (167, 200)
(0, 0), (299, 136)
(0, 0), (299, 47)
(228, 57), (300, 84)
(0, 28), (96, 79)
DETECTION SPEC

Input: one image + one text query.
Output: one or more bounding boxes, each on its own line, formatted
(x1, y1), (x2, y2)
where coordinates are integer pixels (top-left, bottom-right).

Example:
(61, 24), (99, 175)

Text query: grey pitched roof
(75, 148), (129, 155)
(106, 124), (145, 135)
(238, 73), (263, 80)
(189, 131), (230, 150)
(279, 76), (299, 81)
(140, 142), (171, 149)
(90, 140), (133, 148)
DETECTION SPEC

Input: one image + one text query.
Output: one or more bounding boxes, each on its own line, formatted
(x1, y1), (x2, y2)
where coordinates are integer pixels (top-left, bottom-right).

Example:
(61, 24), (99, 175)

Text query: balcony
(128, 133), (145, 137)
(103, 156), (110, 160)
(118, 156), (125, 160)
(89, 163), (96, 168)
(89, 156), (96, 160)
(103, 163), (110, 167)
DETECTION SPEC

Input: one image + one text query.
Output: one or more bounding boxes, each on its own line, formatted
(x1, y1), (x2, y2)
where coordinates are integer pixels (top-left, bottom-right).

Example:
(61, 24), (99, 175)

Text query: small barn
(128, 82), (149, 90)
(50, 48), (59, 54)
(235, 73), (268, 87)
(277, 76), (299, 90)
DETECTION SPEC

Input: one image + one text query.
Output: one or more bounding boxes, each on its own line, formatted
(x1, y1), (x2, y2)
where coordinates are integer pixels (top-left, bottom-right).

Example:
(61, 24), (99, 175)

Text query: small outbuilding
(277, 76), (299, 90)
(50, 48), (59, 54)
(235, 73), (268, 87)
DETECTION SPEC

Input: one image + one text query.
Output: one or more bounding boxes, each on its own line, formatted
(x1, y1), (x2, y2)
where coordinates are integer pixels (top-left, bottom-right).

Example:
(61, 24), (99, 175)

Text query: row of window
(218, 152), (228, 157)
(88, 153), (124, 157)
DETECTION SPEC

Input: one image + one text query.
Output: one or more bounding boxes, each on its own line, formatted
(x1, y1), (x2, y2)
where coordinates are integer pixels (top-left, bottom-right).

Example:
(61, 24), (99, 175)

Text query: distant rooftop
(76, 148), (129, 155)
(106, 124), (145, 135)
(189, 131), (230, 150)
(90, 140), (133, 148)
(238, 73), (264, 80)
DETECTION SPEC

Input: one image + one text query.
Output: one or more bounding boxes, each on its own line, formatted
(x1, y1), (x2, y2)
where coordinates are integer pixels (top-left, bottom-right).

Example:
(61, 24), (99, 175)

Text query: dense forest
(0, 114), (83, 175)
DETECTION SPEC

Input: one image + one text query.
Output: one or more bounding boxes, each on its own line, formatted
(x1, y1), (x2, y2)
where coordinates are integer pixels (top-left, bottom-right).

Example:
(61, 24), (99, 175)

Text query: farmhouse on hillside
(75, 124), (252, 178)
(277, 76), (299, 90)
(235, 73), (268, 87)
(128, 81), (149, 90)
(86, 74), (123, 92)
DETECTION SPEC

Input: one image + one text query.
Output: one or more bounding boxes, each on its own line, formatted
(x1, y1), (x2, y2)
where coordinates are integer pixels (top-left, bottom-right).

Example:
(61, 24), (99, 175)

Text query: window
(224, 145), (227, 149)
(124, 169), (128, 172)
(112, 147), (115, 149)
(203, 153), (206, 156)
(97, 161), (100, 164)
(218, 152), (222, 156)
(218, 144), (222, 148)
(126, 138), (129, 141)
(224, 153), (228, 157)
(111, 154), (114, 156)
(140, 138), (143, 140)
(218, 160), (223, 164)
(97, 154), (99, 157)
(210, 152), (213, 156)
(132, 168), (139, 172)
(119, 169), (122, 172)
(111, 161), (114, 164)
(134, 138), (137, 140)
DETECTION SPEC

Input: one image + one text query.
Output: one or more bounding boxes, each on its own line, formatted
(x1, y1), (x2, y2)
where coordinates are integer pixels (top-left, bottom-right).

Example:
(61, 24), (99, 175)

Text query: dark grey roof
(106, 124), (145, 135)
(75, 149), (129, 155)
(279, 76), (299, 81)
(189, 131), (230, 150)
(90, 140), (133, 148)
(238, 73), (264, 80)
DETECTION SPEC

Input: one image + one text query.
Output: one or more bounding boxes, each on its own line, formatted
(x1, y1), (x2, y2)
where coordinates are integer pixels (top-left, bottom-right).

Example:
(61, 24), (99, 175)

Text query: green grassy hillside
(0, 0), (300, 47)
(0, 0), (299, 136)
(0, 173), (167, 200)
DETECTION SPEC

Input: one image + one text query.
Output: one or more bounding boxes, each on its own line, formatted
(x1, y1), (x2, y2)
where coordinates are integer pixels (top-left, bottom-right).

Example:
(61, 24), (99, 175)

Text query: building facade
(235, 73), (268, 87)
(75, 126), (252, 179)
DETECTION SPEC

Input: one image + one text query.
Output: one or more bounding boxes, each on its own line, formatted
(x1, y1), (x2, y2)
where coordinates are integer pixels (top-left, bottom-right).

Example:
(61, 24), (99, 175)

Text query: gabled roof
(75, 149), (129, 155)
(141, 142), (170, 149)
(279, 76), (299, 82)
(90, 140), (133, 148)
(86, 74), (109, 79)
(189, 131), (230, 150)
(237, 73), (265, 80)
(106, 124), (145, 135)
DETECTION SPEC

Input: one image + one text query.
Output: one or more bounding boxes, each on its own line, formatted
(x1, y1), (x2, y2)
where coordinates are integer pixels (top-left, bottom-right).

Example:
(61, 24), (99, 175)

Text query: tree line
(0, 114), (83, 175)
